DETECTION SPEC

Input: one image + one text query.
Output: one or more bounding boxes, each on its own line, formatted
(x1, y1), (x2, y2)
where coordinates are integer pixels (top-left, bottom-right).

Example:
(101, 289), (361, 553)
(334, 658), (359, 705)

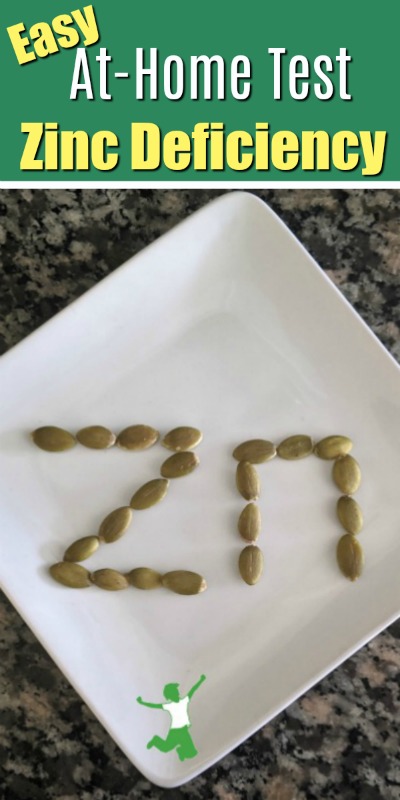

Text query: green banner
(0, 0), (397, 181)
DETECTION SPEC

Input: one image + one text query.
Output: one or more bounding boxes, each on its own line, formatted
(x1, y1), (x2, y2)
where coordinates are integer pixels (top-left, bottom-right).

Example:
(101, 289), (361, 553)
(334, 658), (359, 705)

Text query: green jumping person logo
(136, 674), (206, 761)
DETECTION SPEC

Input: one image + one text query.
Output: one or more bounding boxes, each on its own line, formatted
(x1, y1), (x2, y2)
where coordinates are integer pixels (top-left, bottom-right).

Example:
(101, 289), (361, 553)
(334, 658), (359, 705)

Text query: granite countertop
(0, 189), (399, 800)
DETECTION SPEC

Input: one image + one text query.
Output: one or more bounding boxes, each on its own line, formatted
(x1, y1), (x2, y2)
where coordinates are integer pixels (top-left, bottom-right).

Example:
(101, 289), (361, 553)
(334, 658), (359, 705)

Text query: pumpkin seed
(277, 435), (313, 460)
(161, 570), (207, 595)
(238, 503), (261, 542)
(64, 536), (100, 562)
(91, 568), (129, 590)
(332, 455), (361, 494)
(130, 478), (169, 510)
(127, 567), (162, 589)
(162, 427), (203, 451)
(116, 425), (159, 450)
(236, 461), (260, 501)
(239, 545), (264, 585)
(76, 425), (116, 449)
(314, 435), (353, 460)
(233, 439), (276, 464)
(160, 451), (199, 479)
(98, 506), (133, 543)
(32, 426), (76, 452)
(336, 534), (364, 581)
(49, 561), (91, 588)
(337, 496), (363, 534)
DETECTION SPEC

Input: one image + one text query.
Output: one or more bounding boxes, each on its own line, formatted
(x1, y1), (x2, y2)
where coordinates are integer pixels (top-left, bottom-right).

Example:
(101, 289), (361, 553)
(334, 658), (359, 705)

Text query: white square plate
(1, 192), (400, 788)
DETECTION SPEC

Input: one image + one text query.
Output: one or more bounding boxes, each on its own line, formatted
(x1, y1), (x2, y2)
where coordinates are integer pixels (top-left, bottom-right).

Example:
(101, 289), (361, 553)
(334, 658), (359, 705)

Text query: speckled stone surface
(0, 189), (399, 800)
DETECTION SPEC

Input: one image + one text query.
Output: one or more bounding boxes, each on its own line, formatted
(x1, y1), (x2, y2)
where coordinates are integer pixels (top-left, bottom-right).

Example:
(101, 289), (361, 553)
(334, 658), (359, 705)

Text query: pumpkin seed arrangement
(315, 436), (363, 580)
(31, 425), (207, 596)
(233, 434), (364, 585)
(33, 425), (363, 592)
(233, 439), (276, 586)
